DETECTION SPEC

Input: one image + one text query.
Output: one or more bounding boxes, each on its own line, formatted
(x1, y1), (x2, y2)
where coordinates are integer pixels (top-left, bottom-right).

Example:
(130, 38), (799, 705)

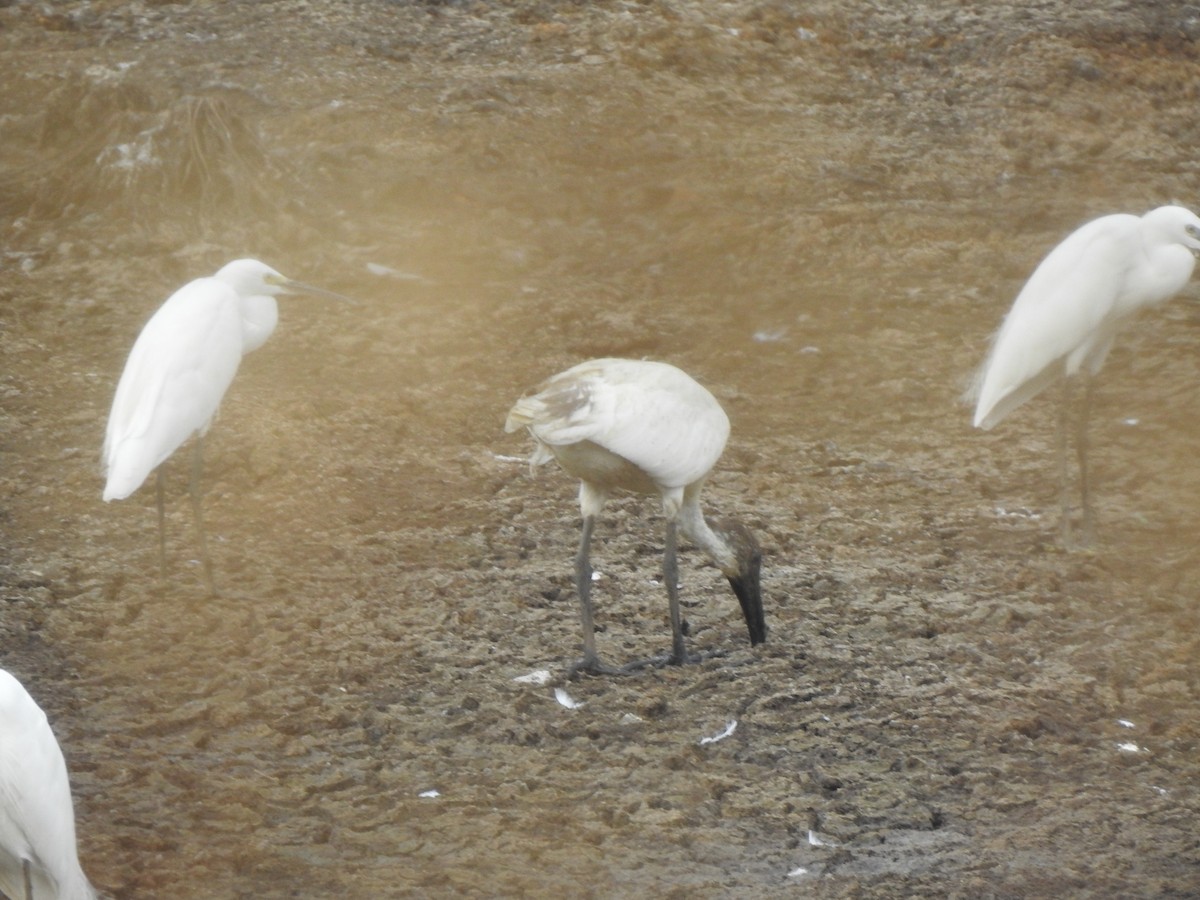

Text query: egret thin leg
(22, 858), (32, 900)
(1058, 378), (1074, 545)
(156, 468), (168, 583)
(189, 436), (217, 596)
(1076, 375), (1096, 544)
(663, 519), (688, 664)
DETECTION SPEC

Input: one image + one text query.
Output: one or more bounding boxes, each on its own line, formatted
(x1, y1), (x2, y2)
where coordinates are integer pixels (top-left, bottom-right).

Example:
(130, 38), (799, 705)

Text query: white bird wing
(103, 278), (245, 500)
(0, 671), (93, 900)
(507, 359), (729, 488)
(973, 215), (1140, 429)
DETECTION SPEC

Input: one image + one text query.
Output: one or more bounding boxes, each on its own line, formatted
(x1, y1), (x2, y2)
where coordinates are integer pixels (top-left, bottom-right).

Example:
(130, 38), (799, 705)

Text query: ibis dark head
(711, 518), (766, 646)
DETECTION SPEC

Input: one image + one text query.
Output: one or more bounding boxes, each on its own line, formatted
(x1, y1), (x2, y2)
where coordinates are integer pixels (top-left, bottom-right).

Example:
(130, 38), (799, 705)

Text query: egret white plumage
(0, 669), (96, 900)
(506, 358), (766, 675)
(971, 205), (1200, 542)
(103, 258), (348, 593)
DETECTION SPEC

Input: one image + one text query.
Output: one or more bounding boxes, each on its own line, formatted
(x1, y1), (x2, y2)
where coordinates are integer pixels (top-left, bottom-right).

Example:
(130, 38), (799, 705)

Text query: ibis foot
(568, 656), (630, 678)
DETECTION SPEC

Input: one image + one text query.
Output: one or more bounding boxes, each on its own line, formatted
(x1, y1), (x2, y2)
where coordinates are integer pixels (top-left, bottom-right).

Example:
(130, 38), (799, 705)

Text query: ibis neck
(675, 488), (737, 572)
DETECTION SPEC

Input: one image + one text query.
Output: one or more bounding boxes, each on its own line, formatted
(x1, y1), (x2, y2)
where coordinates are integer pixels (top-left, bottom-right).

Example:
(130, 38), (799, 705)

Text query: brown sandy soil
(2, 1), (1200, 897)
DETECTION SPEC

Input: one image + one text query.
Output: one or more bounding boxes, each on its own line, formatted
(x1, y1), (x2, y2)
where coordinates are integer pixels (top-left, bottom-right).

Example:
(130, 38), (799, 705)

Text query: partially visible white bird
(103, 258), (348, 593)
(971, 205), (1200, 542)
(506, 358), (766, 675)
(0, 669), (96, 900)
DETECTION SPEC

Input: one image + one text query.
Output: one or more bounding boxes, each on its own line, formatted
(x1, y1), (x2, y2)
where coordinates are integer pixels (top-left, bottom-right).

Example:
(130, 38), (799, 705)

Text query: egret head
(1145, 205), (1200, 254)
(214, 258), (355, 303)
(211, 260), (352, 355)
(710, 518), (766, 646)
(214, 258), (292, 298)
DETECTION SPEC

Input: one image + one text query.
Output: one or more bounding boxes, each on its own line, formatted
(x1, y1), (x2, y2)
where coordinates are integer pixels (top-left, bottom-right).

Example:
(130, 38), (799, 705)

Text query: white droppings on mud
(699, 720), (737, 745)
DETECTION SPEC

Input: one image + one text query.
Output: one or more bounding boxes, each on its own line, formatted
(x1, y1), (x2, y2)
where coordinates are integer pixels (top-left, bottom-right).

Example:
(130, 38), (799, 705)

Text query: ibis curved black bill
(727, 550), (766, 646)
(710, 517), (766, 647)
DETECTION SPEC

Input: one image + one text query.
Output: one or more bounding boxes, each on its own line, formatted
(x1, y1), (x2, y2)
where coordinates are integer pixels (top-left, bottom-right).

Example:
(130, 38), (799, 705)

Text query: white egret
(0, 668), (96, 900)
(506, 358), (766, 675)
(972, 205), (1200, 543)
(103, 258), (348, 593)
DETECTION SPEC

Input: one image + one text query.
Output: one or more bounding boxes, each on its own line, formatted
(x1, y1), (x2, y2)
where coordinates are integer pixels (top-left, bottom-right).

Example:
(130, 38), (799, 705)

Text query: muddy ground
(2, 1), (1200, 897)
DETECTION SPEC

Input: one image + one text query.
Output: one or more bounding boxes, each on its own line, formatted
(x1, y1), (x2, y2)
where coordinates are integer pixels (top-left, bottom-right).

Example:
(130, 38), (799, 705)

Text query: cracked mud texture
(2, 1), (1200, 897)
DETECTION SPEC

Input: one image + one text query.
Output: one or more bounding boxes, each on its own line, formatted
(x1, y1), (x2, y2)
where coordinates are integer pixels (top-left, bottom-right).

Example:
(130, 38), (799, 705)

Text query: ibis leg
(664, 519), (687, 665)
(575, 514), (599, 665)
(568, 515), (625, 676)
(189, 436), (217, 596)
(620, 519), (707, 672)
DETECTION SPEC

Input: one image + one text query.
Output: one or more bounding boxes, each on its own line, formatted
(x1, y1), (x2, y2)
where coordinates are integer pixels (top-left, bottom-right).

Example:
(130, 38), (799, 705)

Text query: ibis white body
(507, 358), (765, 672)
(513, 357), (730, 517)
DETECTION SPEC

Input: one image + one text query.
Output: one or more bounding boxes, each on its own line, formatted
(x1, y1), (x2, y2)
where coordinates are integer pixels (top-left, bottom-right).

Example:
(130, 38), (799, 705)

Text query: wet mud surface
(2, 1), (1200, 896)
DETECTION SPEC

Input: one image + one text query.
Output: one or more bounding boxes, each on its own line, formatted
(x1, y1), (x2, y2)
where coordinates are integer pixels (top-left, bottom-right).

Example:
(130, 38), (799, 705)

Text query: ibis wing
(509, 359), (729, 488)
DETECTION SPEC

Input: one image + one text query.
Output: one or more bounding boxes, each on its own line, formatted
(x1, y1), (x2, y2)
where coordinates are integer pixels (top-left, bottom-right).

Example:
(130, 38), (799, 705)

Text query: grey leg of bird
(576, 514), (599, 662)
(621, 519), (713, 672)
(663, 519), (689, 665)
(189, 436), (218, 597)
(1057, 378), (1075, 546)
(22, 858), (32, 900)
(1076, 375), (1096, 545)
(156, 468), (168, 584)
(568, 515), (621, 676)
